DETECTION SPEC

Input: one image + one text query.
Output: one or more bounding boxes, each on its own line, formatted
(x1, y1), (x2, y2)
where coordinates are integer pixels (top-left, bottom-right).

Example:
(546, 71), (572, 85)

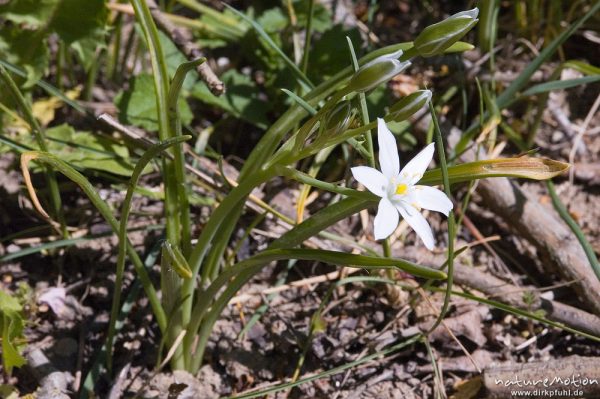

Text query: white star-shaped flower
(351, 118), (453, 249)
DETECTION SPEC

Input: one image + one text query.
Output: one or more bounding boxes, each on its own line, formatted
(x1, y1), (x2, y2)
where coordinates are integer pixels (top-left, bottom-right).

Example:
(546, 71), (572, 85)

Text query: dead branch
(145, 0), (225, 95)
(446, 127), (600, 315)
(475, 163), (600, 314)
(401, 247), (600, 338)
(26, 348), (72, 399)
(453, 260), (600, 337)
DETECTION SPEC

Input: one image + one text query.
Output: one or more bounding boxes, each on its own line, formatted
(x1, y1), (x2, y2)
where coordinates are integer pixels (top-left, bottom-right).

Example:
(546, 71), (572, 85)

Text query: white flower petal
(374, 197), (399, 240)
(377, 118), (400, 179)
(450, 8), (479, 20)
(398, 142), (435, 184)
(359, 49), (404, 71)
(397, 204), (435, 250)
(413, 186), (453, 216)
(351, 166), (388, 197)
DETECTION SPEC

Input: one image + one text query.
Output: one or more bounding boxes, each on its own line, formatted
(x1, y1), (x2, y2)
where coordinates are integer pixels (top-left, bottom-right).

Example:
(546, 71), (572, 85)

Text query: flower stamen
(395, 183), (408, 195)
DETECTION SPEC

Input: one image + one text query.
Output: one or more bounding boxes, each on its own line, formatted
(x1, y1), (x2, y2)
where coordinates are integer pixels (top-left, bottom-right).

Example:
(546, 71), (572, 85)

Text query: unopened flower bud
(388, 90), (432, 121)
(413, 8), (479, 57)
(346, 50), (411, 93)
(324, 100), (354, 135)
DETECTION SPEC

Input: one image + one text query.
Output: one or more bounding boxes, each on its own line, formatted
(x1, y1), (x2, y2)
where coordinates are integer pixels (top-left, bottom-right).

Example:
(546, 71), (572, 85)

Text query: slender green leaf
(115, 74), (192, 132)
(192, 69), (271, 129)
(446, 288), (600, 342)
(281, 88), (317, 116)
(522, 76), (600, 96)
(497, 1), (600, 109)
(228, 335), (421, 398)
(21, 151), (167, 333)
(562, 60), (600, 76)
(0, 59), (87, 114)
(425, 101), (455, 334)
(0, 225), (163, 263)
(106, 135), (191, 371)
(223, 3), (314, 91)
(547, 180), (600, 282)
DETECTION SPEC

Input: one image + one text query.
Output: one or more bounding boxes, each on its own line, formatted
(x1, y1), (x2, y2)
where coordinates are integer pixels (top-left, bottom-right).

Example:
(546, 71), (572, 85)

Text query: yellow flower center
(395, 183), (408, 195)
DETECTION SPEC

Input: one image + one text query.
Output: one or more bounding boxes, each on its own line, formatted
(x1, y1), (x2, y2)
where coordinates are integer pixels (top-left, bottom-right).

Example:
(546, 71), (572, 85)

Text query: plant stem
(345, 36), (394, 280)
(130, 0), (182, 247)
(106, 136), (190, 372)
(425, 101), (455, 334)
(130, 0), (195, 369)
(346, 36), (375, 168)
(300, 0), (315, 75)
(167, 59), (205, 256)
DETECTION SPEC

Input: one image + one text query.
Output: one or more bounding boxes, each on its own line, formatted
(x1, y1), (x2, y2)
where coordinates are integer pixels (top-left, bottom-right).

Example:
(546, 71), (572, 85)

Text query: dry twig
(145, 0), (225, 95)
(107, 1), (225, 95)
(403, 247), (600, 338)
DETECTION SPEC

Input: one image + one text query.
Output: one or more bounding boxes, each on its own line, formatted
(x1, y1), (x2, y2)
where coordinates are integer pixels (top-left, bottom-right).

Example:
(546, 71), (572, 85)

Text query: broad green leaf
(0, 0), (108, 72)
(157, 31), (197, 91)
(48, 0), (108, 69)
(225, 4), (313, 90)
(0, 290), (26, 375)
(309, 25), (362, 81)
(0, 291), (21, 314)
(0, 0), (59, 28)
(0, 384), (19, 399)
(45, 125), (136, 176)
(191, 69), (271, 129)
(257, 7), (288, 32)
(366, 85), (389, 120)
(115, 74), (193, 132)
(195, 37), (229, 49)
(14, 124), (138, 176)
(294, 0), (332, 33)
(0, 27), (49, 87)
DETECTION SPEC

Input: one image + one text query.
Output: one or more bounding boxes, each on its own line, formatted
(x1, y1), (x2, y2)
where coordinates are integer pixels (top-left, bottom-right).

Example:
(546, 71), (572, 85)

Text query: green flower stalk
(346, 49), (411, 93)
(413, 8), (479, 57)
(388, 90), (432, 121)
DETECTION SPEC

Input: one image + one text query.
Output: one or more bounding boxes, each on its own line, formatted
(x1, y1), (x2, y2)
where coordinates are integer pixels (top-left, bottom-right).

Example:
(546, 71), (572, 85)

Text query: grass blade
(522, 75), (600, 96)
(106, 135), (191, 372)
(0, 65), (67, 237)
(228, 335), (422, 399)
(20, 151), (167, 334)
(425, 101), (456, 334)
(547, 180), (600, 282)
(496, 1), (600, 109)
(223, 3), (314, 91)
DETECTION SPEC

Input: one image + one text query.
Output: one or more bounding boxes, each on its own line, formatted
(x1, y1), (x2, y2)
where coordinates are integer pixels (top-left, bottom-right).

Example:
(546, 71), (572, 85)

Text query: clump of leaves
(0, 0), (108, 86)
(0, 290), (26, 374)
